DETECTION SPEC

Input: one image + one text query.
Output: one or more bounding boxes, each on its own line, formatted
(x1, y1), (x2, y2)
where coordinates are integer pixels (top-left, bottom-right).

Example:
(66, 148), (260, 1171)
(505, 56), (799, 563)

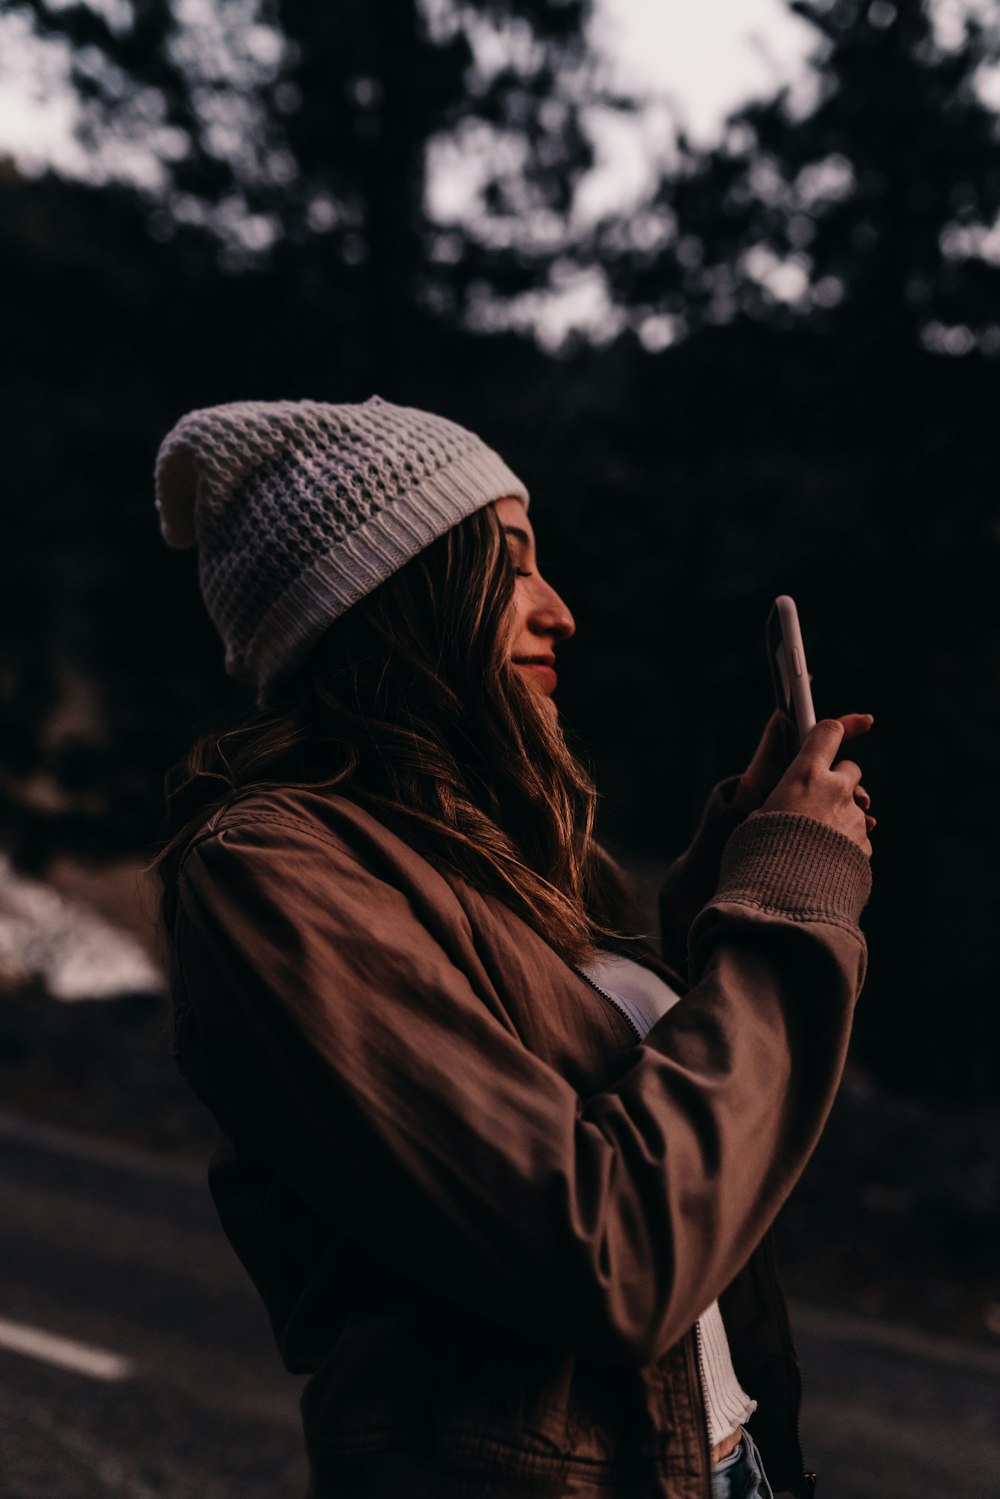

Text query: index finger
(839, 712), (876, 742)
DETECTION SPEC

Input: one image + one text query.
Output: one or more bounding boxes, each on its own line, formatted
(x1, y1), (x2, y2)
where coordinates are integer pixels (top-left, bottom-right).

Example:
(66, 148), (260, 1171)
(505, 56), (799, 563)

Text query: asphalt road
(0, 1111), (997, 1499)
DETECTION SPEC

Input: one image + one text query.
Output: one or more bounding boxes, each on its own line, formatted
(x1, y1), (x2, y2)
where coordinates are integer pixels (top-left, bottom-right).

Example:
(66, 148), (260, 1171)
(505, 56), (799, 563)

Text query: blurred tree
(599, 0), (1000, 354)
(570, 0), (1000, 1102)
(5, 0), (625, 372)
(0, 0), (614, 823)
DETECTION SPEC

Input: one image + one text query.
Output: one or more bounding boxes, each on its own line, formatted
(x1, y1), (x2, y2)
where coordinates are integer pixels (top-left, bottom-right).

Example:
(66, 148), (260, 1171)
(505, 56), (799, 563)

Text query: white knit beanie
(155, 395), (529, 702)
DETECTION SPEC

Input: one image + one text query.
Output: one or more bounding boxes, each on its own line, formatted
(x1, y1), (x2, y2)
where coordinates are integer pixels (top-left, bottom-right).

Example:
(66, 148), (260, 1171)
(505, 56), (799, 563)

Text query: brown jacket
(168, 775), (871, 1499)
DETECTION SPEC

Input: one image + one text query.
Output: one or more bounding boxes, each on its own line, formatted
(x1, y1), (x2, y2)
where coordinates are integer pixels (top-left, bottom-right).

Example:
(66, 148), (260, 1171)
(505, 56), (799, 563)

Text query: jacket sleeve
(658, 775), (748, 980)
(174, 807), (871, 1368)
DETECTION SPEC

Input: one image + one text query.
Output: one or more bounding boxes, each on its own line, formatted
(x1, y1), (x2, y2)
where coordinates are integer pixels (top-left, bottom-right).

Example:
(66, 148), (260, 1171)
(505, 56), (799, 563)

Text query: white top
(580, 951), (759, 1451)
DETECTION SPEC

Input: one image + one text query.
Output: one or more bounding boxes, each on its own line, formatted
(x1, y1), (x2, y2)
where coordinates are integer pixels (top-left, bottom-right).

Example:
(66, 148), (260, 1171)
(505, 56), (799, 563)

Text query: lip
(513, 657), (557, 691)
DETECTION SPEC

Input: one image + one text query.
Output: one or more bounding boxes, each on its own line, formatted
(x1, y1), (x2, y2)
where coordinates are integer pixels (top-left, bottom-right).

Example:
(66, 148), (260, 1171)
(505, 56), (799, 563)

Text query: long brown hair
(155, 502), (646, 966)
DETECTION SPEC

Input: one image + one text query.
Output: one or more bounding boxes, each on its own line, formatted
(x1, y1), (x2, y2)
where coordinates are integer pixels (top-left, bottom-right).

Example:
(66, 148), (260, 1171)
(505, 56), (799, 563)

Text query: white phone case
(767, 595), (816, 745)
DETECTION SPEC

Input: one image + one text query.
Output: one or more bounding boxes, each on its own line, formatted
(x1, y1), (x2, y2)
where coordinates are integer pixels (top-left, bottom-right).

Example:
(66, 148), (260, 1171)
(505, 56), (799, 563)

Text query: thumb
(799, 716), (846, 770)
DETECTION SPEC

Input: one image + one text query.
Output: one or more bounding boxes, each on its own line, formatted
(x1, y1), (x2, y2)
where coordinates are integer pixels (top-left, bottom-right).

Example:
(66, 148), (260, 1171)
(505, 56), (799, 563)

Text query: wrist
(728, 775), (757, 818)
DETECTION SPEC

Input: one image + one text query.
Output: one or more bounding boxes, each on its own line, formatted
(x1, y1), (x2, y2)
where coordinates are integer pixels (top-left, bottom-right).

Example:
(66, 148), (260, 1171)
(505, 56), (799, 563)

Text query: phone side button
(792, 646), (804, 677)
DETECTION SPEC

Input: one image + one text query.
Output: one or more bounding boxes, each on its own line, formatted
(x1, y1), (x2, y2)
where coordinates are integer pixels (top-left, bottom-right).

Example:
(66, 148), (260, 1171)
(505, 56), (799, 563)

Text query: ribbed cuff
(716, 811), (872, 926)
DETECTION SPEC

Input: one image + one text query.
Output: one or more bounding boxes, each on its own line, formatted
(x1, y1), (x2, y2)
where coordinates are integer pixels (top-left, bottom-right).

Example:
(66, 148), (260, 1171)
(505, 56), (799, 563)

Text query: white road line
(0, 1316), (133, 1381)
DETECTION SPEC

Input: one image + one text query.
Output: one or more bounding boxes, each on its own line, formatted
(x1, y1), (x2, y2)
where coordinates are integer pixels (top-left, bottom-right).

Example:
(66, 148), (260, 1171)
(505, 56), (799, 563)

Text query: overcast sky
(596, 0), (816, 140)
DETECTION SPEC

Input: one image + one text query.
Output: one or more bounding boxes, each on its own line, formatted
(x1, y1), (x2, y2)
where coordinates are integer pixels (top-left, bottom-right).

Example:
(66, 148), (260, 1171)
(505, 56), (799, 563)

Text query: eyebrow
(501, 525), (532, 548)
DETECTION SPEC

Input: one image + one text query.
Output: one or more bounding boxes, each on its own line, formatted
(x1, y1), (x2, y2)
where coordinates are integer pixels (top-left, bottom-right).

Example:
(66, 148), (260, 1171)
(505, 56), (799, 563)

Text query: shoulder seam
(179, 812), (373, 878)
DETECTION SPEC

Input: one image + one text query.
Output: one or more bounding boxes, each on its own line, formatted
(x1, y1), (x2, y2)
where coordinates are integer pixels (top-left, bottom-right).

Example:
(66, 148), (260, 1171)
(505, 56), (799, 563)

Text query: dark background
(1, 0), (998, 1353)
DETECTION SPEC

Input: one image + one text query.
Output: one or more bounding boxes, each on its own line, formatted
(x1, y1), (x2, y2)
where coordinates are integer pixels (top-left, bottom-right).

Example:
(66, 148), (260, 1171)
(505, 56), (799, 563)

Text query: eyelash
(514, 569), (532, 578)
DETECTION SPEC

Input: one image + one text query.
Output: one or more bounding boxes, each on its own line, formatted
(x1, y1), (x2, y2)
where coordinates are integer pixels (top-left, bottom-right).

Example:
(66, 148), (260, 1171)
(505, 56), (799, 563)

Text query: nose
(527, 577), (575, 644)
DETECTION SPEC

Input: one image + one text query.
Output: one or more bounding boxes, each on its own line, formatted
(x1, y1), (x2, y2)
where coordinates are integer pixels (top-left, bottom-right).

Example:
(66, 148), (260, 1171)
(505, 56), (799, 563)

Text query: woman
(154, 395), (874, 1499)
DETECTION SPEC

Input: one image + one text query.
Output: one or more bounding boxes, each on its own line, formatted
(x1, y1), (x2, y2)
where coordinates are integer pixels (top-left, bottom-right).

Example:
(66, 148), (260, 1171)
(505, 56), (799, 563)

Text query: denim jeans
(710, 1428), (776, 1499)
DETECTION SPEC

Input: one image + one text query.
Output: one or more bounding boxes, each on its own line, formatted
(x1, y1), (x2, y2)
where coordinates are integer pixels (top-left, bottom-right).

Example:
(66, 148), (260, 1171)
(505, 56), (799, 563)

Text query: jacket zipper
(570, 963), (642, 1043)
(761, 1229), (817, 1497)
(691, 1317), (715, 1498)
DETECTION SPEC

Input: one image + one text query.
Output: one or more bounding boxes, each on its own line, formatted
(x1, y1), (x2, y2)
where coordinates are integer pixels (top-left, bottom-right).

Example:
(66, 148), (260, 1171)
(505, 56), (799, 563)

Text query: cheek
(510, 582), (533, 636)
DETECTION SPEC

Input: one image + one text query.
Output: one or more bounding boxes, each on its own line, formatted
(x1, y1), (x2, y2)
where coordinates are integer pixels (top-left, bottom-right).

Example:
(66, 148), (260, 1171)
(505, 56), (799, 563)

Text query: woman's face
(493, 496), (575, 711)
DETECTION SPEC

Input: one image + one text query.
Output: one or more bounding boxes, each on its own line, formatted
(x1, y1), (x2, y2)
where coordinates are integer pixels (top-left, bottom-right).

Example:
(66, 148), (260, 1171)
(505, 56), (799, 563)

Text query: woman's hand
(733, 709), (876, 841)
(758, 715), (876, 856)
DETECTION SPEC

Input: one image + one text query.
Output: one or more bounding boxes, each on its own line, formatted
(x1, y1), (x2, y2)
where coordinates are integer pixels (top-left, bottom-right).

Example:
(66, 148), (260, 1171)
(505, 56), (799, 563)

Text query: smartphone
(766, 595), (816, 746)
